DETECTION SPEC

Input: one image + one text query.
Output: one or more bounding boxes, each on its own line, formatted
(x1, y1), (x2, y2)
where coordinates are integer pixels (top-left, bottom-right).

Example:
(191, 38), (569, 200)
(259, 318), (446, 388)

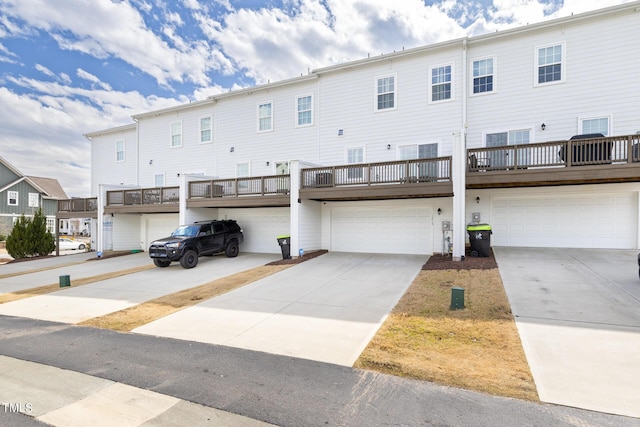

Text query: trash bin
(467, 224), (492, 257)
(277, 234), (291, 259)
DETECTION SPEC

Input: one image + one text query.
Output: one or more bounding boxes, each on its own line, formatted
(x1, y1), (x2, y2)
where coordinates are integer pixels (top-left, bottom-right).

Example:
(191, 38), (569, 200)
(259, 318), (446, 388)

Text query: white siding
(111, 215), (143, 251)
(218, 207), (290, 254)
(90, 127), (138, 196)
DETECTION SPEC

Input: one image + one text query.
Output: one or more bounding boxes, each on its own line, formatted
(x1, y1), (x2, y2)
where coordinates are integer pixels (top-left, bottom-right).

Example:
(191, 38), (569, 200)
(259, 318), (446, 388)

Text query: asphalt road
(1, 315), (637, 427)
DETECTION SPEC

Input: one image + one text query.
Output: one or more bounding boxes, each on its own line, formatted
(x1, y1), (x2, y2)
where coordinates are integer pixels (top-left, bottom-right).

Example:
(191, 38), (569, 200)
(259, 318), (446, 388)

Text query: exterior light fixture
(387, 144), (391, 150)
(476, 196), (480, 204)
(230, 147), (234, 152)
(437, 208), (442, 215)
(541, 123), (546, 131)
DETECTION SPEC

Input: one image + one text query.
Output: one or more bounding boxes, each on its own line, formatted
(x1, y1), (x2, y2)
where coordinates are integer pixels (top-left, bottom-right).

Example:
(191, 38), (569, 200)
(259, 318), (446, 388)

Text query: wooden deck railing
(106, 186), (179, 206)
(188, 175), (290, 199)
(58, 198), (98, 213)
(468, 134), (640, 172)
(301, 157), (452, 189)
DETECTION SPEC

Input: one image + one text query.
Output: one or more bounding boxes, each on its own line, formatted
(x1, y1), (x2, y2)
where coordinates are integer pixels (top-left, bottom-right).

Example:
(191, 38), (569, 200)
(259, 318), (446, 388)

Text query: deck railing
(188, 175), (290, 199)
(301, 157), (452, 189)
(106, 186), (179, 206)
(57, 198), (98, 213)
(468, 134), (640, 172)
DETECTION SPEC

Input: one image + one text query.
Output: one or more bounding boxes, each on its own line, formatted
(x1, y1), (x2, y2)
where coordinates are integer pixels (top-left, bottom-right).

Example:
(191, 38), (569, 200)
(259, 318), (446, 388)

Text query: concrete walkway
(134, 252), (425, 366)
(494, 247), (640, 418)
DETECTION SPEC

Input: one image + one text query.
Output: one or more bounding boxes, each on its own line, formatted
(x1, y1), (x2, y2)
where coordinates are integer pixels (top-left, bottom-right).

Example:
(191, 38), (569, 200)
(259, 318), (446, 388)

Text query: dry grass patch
(79, 264), (291, 332)
(355, 269), (538, 401)
(0, 265), (155, 305)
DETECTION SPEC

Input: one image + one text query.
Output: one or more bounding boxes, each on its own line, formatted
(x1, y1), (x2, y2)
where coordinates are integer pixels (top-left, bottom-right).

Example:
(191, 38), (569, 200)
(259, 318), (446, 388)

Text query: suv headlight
(166, 242), (184, 249)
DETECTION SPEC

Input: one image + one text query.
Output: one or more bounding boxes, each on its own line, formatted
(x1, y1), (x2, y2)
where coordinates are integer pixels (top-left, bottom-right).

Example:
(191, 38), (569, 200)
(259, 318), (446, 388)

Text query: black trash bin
(277, 234), (291, 259)
(467, 224), (492, 257)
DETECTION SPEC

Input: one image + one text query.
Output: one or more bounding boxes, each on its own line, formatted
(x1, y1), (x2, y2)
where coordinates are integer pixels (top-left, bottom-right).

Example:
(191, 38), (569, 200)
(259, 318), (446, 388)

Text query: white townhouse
(73, 2), (640, 260)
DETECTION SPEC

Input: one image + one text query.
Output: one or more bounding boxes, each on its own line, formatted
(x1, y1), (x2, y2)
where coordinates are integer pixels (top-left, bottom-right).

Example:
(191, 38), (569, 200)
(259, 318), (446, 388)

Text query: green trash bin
(467, 224), (492, 257)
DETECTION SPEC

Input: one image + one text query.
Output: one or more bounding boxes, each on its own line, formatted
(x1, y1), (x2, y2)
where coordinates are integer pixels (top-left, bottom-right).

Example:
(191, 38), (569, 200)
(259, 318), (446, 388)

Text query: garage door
(219, 207), (290, 254)
(142, 214), (179, 250)
(491, 193), (637, 249)
(331, 204), (433, 254)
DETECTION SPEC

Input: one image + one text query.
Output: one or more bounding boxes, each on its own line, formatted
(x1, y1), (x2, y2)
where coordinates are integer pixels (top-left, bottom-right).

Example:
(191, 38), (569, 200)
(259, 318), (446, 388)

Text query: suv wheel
(180, 249), (198, 269)
(154, 259), (171, 268)
(225, 239), (239, 258)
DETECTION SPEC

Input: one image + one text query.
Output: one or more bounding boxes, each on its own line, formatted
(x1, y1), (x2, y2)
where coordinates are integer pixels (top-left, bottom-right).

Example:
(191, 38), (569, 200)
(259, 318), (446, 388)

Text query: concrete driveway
(134, 252), (425, 366)
(493, 247), (640, 418)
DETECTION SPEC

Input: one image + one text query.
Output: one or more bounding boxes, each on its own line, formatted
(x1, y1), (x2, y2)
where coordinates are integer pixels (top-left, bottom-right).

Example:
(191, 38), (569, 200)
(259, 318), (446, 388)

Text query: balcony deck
(300, 157), (453, 201)
(467, 134), (640, 188)
(104, 187), (180, 214)
(57, 198), (98, 219)
(187, 175), (291, 208)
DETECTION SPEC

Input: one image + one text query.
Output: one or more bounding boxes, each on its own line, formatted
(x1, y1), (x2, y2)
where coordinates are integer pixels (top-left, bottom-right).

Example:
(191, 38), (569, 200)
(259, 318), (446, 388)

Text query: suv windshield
(171, 225), (199, 237)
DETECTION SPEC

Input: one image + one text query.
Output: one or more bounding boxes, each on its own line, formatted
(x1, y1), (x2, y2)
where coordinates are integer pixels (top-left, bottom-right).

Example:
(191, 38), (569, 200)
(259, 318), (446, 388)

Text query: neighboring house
(0, 155), (68, 236)
(79, 2), (640, 259)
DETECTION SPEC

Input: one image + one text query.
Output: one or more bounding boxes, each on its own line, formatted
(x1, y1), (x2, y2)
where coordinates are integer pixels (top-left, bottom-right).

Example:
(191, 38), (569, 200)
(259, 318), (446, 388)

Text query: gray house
(0, 154), (68, 236)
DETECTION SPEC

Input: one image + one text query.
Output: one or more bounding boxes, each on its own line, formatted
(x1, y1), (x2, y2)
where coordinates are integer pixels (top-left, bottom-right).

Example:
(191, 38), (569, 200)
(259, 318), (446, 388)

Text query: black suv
(148, 220), (244, 269)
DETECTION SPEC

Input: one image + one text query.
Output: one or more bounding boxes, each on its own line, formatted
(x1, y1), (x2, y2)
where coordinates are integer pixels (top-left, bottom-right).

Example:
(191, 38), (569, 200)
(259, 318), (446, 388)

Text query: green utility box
(466, 223), (492, 257)
(59, 275), (71, 287)
(450, 287), (465, 310)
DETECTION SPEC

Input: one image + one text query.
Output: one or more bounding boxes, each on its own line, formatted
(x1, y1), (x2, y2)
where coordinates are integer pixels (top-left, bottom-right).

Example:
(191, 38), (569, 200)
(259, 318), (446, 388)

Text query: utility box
(450, 287), (465, 310)
(59, 275), (70, 287)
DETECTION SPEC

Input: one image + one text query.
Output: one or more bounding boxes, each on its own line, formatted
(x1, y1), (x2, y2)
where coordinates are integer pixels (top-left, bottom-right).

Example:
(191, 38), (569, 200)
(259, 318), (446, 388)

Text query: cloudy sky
(0, 0), (633, 197)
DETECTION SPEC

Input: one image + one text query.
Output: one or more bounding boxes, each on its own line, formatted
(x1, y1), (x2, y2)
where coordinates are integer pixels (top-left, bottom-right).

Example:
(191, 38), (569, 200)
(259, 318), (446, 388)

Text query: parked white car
(56, 238), (86, 250)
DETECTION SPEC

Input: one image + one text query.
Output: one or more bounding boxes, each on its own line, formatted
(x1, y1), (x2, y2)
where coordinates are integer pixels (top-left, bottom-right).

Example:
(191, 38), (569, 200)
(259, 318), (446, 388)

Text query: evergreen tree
(29, 208), (55, 256)
(6, 215), (30, 259)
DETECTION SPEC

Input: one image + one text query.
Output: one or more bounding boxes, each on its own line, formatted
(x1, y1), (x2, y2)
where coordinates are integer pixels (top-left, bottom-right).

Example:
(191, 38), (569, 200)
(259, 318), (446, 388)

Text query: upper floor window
(296, 95), (313, 127)
(430, 65), (452, 102)
(170, 122), (182, 147)
(7, 191), (18, 206)
(346, 147), (364, 179)
(486, 129), (531, 168)
(200, 116), (212, 143)
(536, 43), (564, 85)
(580, 116), (609, 136)
(258, 102), (273, 132)
(275, 161), (290, 175)
(375, 75), (396, 111)
(472, 58), (494, 94)
(28, 193), (39, 208)
(115, 140), (125, 162)
(154, 174), (165, 187)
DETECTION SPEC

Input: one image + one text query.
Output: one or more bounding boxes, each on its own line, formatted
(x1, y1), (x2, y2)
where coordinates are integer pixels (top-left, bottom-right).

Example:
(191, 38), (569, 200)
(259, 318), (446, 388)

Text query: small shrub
(6, 215), (30, 259)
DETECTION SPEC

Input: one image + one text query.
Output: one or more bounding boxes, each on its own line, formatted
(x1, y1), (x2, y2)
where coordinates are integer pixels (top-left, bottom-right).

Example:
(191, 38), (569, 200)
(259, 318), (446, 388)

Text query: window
(170, 122), (182, 147)
(580, 116), (609, 136)
(8, 191), (18, 206)
(346, 147), (364, 180)
(200, 116), (212, 143)
(375, 75), (396, 111)
(275, 162), (290, 175)
(472, 58), (494, 94)
(536, 43), (564, 85)
(398, 143), (439, 179)
(258, 102), (273, 132)
(28, 193), (39, 208)
(237, 162), (250, 191)
(430, 65), (452, 102)
(46, 218), (55, 234)
(115, 140), (125, 162)
(154, 174), (165, 187)
(296, 95), (313, 126)
(486, 129), (531, 168)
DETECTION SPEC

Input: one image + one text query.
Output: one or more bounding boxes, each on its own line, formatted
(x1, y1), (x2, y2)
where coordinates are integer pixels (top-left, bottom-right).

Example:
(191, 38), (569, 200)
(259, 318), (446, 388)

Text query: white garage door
(219, 207), (290, 254)
(142, 214), (179, 250)
(331, 204), (433, 254)
(491, 193), (637, 249)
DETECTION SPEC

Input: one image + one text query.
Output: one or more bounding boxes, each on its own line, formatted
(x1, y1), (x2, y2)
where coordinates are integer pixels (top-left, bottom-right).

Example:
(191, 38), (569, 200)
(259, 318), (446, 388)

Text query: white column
(452, 132), (467, 261)
(289, 160), (300, 257)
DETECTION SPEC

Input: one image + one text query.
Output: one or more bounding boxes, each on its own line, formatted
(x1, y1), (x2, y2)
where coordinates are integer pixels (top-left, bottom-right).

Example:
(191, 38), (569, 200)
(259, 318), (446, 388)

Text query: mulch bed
(266, 250), (328, 265)
(423, 248), (497, 270)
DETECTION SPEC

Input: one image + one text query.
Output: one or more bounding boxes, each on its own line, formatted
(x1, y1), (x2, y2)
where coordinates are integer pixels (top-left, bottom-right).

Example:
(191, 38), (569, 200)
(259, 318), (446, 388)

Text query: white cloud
(77, 68), (112, 91)
(35, 63), (55, 77)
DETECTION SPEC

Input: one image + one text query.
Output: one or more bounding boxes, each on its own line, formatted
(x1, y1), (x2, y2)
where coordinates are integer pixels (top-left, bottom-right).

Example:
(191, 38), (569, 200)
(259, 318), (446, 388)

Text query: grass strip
(355, 269), (538, 401)
(78, 264), (291, 332)
(0, 265), (156, 305)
